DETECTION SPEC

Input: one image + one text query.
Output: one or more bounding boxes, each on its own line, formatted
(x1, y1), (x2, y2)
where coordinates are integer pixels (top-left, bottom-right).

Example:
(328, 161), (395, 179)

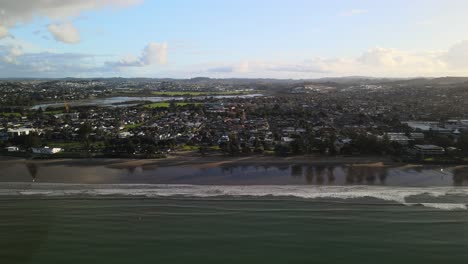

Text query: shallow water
(1, 197), (467, 264)
(2, 161), (468, 263)
(32, 94), (264, 109)
(1, 162), (467, 186)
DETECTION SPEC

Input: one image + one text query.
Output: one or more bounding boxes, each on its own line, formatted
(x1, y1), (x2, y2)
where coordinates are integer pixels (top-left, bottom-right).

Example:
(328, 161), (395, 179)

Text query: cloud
(441, 40), (468, 68)
(208, 62), (250, 73)
(9, 45), (23, 57)
(201, 42), (468, 78)
(4, 39), (468, 79)
(141, 42), (168, 65)
(110, 42), (168, 67)
(0, 25), (8, 39)
(0, 50), (116, 77)
(48, 23), (81, 44)
(1, 45), (23, 64)
(0, 0), (142, 41)
(341, 9), (368, 17)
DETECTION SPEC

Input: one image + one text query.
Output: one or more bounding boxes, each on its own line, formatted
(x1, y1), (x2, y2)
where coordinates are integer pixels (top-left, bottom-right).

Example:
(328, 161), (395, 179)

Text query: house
(7, 128), (35, 137)
(409, 133), (424, 140)
(5, 146), (19, 152)
(118, 132), (133, 139)
(32, 147), (63, 155)
(414, 145), (445, 156)
(386, 133), (410, 145)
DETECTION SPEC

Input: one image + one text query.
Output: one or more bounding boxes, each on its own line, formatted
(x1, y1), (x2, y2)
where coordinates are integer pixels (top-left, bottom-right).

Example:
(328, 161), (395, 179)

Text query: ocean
(1, 162), (468, 263)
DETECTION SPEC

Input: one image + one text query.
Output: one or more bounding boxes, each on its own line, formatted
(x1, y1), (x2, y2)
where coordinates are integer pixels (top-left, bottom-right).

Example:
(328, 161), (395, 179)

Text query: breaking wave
(1, 183), (468, 211)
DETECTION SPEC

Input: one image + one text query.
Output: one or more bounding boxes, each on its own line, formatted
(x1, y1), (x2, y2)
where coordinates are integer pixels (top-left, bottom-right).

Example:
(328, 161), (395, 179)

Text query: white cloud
(1, 45), (23, 64)
(141, 42), (168, 65)
(203, 42), (468, 78)
(0, 0), (142, 42)
(9, 46), (23, 57)
(48, 23), (80, 44)
(0, 50), (115, 77)
(441, 40), (468, 68)
(0, 25), (8, 38)
(111, 42), (168, 67)
(4, 39), (468, 79)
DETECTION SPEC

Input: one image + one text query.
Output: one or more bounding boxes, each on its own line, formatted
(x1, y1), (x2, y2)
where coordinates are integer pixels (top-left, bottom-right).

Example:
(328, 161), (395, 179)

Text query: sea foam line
(0, 183), (467, 211)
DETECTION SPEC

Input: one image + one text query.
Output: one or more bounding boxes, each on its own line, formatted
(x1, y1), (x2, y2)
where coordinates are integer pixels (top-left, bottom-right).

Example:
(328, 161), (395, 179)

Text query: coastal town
(0, 77), (467, 163)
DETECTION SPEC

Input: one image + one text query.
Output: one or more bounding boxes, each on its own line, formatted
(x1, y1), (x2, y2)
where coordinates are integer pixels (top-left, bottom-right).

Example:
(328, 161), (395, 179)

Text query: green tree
(458, 132), (468, 156)
(78, 122), (92, 153)
(26, 133), (42, 149)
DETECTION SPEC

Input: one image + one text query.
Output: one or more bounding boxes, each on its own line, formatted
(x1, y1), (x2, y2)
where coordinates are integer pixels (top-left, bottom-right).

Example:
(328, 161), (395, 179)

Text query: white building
(7, 128), (35, 137)
(32, 147), (63, 155)
(386, 133), (410, 145)
(414, 145), (445, 155)
(5, 146), (19, 152)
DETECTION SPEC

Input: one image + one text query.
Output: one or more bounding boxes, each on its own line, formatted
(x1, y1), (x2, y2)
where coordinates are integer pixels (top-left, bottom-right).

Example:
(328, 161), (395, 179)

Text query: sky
(1, 0), (468, 79)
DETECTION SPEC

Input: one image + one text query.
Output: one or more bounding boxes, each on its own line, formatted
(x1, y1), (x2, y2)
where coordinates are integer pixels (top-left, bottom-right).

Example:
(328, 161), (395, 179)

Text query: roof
(414, 145), (444, 150)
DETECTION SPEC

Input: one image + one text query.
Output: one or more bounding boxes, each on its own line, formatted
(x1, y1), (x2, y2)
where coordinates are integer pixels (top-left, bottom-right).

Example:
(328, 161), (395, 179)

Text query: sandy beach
(0, 154), (398, 169)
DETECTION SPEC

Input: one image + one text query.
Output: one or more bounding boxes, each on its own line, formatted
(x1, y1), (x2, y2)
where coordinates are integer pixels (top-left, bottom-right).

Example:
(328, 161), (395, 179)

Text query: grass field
(124, 123), (143, 129)
(182, 145), (201, 151)
(181, 145), (220, 151)
(0, 112), (22, 117)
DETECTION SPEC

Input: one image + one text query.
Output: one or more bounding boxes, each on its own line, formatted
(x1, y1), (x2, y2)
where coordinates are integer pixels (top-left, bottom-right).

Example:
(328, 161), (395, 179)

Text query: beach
(0, 154), (467, 186)
(1, 155), (468, 263)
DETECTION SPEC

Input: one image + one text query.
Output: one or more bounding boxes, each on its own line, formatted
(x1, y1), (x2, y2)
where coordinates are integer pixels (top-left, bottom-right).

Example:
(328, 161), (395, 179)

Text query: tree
(458, 132), (468, 156)
(27, 133), (42, 148)
(78, 122), (92, 153)
(228, 133), (240, 155)
(241, 142), (251, 154)
(290, 139), (304, 154)
(274, 144), (291, 156)
(125, 139), (136, 155)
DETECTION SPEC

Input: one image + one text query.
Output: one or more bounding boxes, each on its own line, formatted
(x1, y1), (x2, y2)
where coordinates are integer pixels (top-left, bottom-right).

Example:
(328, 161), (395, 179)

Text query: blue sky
(1, 0), (468, 78)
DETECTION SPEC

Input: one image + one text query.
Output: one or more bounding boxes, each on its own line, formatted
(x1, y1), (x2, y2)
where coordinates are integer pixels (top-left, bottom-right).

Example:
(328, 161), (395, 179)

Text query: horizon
(1, 75), (468, 81)
(2, 1), (468, 78)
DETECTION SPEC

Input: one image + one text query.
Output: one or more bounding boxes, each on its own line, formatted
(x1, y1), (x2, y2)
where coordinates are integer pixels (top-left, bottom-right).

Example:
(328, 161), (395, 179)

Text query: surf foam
(1, 183), (467, 211)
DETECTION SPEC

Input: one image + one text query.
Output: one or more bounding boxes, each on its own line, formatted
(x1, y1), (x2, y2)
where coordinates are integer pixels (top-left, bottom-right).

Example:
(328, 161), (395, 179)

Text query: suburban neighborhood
(0, 77), (467, 163)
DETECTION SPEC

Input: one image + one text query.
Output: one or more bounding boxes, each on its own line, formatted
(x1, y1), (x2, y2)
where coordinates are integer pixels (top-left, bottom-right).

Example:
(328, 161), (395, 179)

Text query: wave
(1, 183), (468, 211)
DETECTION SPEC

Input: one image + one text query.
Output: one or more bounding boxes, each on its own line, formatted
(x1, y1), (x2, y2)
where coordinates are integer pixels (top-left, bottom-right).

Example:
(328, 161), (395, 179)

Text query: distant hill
(2, 76), (468, 86)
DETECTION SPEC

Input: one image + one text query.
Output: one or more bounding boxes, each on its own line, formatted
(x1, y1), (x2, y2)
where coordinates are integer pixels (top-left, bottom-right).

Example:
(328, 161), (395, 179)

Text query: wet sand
(0, 154), (398, 170)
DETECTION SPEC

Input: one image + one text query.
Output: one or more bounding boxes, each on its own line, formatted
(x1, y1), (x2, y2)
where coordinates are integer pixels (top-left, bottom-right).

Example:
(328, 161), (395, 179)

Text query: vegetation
(0, 112), (22, 117)
(182, 145), (201, 151)
(124, 123), (143, 129)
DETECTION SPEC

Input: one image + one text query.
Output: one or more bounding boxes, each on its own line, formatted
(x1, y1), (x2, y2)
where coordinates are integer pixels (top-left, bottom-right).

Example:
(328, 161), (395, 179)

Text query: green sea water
(1, 197), (468, 264)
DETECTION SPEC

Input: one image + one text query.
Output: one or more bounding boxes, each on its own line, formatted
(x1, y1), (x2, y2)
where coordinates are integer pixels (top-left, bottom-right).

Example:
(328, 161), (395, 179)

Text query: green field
(43, 110), (64, 115)
(143, 102), (202, 108)
(124, 123), (143, 129)
(182, 145), (201, 151)
(181, 145), (220, 151)
(0, 112), (22, 117)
